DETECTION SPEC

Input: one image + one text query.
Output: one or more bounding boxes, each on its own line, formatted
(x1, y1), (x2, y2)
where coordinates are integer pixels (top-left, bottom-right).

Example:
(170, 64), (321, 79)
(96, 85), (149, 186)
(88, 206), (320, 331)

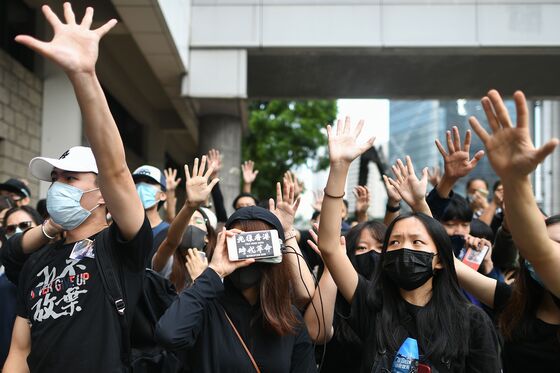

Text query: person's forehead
(51, 168), (94, 178)
(469, 180), (487, 189)
(391, 218), (429, 236)
(6, 210), (32, 224)
(237, 196), (255, 204)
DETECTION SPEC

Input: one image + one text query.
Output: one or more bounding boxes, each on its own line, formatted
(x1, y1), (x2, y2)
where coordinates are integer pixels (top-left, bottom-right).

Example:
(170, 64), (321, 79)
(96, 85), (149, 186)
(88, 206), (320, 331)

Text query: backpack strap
(94, 228), (131, 366)
(222, 308), (261, 373)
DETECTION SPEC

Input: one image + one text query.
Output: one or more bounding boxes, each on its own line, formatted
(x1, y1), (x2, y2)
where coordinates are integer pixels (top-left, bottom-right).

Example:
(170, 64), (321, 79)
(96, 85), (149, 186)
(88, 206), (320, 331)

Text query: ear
(159, 191), (167, 202)
(97, 193), (106, 206)
(434, 255), (444, 270)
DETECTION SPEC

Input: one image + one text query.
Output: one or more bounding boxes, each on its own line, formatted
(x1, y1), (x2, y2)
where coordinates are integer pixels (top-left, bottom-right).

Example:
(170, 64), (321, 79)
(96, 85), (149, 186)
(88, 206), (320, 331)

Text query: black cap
(225, 206), (285, 241)
(0, 178), (31, 199)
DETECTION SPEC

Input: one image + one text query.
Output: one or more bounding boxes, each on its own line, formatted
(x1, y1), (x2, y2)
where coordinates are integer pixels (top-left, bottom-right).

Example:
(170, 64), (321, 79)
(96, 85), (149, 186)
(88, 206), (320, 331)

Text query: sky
(295, 99), (390, 223)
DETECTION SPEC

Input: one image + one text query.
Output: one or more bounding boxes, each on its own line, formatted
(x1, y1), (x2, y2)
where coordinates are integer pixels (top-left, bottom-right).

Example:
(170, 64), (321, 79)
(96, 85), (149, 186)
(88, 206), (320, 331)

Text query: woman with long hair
(304, 220), (386, 372)
(316, 118), (501, 372)
(155, 186), (316, 372)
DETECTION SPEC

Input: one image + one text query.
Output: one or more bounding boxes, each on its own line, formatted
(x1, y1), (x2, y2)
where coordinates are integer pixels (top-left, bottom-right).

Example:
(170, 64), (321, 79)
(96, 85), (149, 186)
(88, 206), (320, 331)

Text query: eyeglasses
(5, 221), (33, 237)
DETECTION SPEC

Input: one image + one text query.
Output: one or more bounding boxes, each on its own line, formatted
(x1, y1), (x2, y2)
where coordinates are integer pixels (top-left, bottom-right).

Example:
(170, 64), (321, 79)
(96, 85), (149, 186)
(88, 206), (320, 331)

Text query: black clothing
(343, 276), (501, 372)
(156, 268), (316, 373)
(0, 273), (17, 367)
(210, 182), (228, 223)
(426, 187), (454, 222)
(494, 282), (560, 373)
(16, 217), (152, 373)
(1, 233), (29, 285)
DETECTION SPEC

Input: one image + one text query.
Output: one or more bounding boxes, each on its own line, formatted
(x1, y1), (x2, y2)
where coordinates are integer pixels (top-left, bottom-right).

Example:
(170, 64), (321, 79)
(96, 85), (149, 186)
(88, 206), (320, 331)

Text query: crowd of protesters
(0, 3), (559, 373)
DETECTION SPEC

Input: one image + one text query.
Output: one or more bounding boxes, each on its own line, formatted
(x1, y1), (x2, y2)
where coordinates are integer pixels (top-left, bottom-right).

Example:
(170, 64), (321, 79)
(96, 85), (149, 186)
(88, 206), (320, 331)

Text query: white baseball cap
(132, 165), (166, 191)
(29, 146), (98, 181)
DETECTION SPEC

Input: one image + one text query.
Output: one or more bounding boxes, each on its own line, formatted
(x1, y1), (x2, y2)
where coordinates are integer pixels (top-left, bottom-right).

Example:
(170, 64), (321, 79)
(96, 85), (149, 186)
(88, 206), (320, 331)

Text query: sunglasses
(5, 221), (33, 236)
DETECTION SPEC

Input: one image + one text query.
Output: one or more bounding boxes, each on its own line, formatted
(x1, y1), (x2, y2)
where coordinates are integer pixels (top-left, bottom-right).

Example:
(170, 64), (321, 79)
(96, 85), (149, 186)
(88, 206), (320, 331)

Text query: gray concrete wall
(0, 49), (42, 205)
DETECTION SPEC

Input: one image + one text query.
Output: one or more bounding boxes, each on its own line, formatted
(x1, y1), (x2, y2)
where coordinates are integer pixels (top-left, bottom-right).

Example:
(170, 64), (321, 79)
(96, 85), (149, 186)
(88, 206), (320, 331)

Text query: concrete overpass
(3, 0), (559, 209)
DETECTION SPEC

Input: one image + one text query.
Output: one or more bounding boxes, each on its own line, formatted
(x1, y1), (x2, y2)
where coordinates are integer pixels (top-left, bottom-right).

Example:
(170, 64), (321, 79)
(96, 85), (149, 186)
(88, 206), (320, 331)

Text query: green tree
(243, 100), (338, 199)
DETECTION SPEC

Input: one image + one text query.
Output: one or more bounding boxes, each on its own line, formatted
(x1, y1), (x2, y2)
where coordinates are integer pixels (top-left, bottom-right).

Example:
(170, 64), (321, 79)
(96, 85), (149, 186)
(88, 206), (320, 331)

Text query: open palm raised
(15, 3), (117, 75)
(469, 90), (559, 180)
(327, 117), (375, 165)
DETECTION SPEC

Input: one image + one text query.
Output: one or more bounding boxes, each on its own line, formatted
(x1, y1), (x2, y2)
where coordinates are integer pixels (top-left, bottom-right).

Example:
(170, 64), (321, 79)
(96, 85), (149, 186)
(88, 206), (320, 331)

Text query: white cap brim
(29, 148), (99, 182)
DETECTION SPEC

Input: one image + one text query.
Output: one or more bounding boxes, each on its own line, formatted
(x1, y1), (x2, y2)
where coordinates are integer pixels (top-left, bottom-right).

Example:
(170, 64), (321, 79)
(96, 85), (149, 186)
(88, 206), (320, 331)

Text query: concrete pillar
(40, 63), (82, 197)
(540, 101), (560, 215)
(198, 114), (242, 217)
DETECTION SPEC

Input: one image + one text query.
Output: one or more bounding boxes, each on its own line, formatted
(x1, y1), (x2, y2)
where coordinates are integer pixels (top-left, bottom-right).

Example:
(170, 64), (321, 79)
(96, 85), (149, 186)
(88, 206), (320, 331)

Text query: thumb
(535, 138), (559, 164)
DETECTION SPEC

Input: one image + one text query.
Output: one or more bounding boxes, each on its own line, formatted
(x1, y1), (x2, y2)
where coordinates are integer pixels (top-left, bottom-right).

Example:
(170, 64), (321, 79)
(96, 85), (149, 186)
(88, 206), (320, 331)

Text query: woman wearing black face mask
(316, 118), (501, 372)
(155, 197), (317, 372)
(152, 157), (218, 292)
(303, 220), (386, 373)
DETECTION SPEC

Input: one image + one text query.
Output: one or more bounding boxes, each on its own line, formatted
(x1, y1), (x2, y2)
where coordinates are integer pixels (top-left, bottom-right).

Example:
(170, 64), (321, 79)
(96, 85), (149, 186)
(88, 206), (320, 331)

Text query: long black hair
(335, 221), (387, 345)
(499, 214), (560, 343)
(369, 212), (470, 361)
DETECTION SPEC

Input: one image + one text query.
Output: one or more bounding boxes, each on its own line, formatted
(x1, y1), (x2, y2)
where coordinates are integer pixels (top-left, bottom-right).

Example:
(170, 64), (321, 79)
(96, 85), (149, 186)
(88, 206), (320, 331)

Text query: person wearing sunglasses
(2, 206), (43, 239)
(1, 206), (43, 367)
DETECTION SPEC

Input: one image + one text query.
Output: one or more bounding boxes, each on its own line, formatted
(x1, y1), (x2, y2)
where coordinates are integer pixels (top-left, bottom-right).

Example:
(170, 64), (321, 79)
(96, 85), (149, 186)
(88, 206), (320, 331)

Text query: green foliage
(243, 100), (337, 199)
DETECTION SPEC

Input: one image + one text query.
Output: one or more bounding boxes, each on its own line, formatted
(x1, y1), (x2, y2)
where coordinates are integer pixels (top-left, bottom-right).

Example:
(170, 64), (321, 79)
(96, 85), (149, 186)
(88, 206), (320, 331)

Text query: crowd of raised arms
(0, 3), (559, 373)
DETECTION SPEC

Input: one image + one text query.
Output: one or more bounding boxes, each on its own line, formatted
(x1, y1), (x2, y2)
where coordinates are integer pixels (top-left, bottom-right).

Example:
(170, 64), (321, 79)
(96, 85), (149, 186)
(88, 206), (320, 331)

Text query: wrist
(284, 227), (297, 241)
(386, 201), (401, 212)
(329, 161), (351, 170)
(436, 174), (457, 198)
(208, 264), (225, 278)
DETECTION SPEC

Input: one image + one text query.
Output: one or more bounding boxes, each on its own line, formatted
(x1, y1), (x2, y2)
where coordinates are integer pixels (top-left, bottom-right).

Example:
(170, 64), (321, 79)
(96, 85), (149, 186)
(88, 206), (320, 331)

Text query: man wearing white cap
(2, 4), (150, 372)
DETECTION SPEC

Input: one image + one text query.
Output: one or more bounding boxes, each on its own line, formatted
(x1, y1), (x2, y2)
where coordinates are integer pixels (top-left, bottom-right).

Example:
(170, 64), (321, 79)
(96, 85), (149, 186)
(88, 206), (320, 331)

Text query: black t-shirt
(344, 276), (501, 372)
(156, 268), (317, 373)
(16, 217), (152, 373)
(494, 282), (560, 373)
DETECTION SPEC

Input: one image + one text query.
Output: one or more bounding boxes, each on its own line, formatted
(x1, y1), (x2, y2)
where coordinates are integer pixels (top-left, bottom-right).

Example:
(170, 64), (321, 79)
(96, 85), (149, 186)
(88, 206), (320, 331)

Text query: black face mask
(179, 225), (207, 254)
(382, 248), (435, 291)
(229, 265), (263, 291)
(354, 251), (380, 278)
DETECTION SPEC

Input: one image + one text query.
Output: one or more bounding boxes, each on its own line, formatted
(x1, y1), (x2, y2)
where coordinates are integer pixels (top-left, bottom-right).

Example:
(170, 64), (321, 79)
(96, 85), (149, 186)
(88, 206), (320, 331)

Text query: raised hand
(435, 126), (485, 181)
(269, 180), (301, 233)
(427, 166), (441, 187)
(312, 190), (324, 212)
(307, 223), (346, 259)
(185, 248), (208, 282)
(327, 117), (375, 166)
(164, 168), (181, 192)
(386, 156), (429, 213)
(469, 90), (559, 180)
(207, 149), (222, 179)
(353, 186), (370, 215)
(184, 156), (219, 208)
(15, 3), (117, 75)
(241, 160), (259, 184)
(209, 229), (254, 278)
(284, 171), (304, 199)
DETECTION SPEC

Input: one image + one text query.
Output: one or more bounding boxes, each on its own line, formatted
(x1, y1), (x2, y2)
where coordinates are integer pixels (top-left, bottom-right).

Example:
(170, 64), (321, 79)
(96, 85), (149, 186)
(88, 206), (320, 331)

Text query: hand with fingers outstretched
(207, 149), (222, 179)
(164, 168), (182, 192)
(241, 161), (259, 193)
(353, 186), (370, 223)
(284, 171), (304, 199)
(469, 90), (560, 297)
(15, 3), (117, 75)
(312, 190), (324, 212)
(320, 117), (375, 304)
(208, 229), (255, 279)
(435, 126), (485, 198)
(269, 180), (301, 235)
(185, 248), (209, 282)
(428, 166), (442, 187)
(469, 90), (558, 180)
(327, 118), (375, 167)
(385, 156), (431, 216)
(184, 156), (220, 209)
(164, 168), (181, 222)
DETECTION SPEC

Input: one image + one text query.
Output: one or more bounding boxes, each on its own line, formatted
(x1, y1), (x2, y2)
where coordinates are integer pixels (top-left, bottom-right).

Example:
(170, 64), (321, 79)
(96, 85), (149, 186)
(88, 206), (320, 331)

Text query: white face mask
(47, 182), (101, 231)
